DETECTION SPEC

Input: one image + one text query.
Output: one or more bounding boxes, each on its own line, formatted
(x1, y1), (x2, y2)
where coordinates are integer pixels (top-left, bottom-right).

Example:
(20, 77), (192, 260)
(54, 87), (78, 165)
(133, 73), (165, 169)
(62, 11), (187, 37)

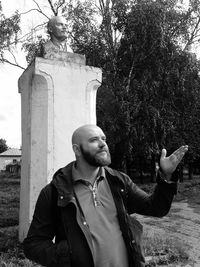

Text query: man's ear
(72, 144), (81, 157)
(48, 25), (53, 33)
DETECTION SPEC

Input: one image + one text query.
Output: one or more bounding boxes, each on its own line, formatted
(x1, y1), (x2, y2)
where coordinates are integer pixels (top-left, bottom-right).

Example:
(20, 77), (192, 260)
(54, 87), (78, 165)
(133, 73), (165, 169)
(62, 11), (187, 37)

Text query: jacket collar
(51, 161), (75, 206)
(51, 162), (125, 206)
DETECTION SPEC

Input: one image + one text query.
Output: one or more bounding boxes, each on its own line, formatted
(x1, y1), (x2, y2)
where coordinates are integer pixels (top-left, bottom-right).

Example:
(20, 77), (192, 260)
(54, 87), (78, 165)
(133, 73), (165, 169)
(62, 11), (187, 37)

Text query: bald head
(72, 124), (102, 145)
(47, 16), (67, 41)
(48, 16), (63, 29)
(71, 124), (111, 167)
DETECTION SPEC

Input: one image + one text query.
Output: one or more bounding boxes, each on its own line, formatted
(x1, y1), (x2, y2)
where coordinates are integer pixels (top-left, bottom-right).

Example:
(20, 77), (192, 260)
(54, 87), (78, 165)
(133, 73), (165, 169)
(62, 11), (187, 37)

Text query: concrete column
(18, 56), (102, 241)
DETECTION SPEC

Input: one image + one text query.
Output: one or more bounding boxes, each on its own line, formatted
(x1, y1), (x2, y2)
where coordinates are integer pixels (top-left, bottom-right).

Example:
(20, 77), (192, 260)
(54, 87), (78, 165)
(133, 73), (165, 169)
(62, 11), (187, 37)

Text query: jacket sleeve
(23, 185), (70, 267)
(123, 172), (177, 217)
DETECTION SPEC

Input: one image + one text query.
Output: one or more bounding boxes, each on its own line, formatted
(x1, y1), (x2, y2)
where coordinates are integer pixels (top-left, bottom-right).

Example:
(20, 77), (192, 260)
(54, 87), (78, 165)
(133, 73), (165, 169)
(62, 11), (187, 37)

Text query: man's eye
(90, 138), (98, 142)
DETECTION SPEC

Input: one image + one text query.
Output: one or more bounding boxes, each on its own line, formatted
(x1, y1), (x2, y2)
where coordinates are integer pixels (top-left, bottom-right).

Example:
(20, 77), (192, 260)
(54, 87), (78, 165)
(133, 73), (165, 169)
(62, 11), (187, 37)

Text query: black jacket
(23, 162), (177, 267)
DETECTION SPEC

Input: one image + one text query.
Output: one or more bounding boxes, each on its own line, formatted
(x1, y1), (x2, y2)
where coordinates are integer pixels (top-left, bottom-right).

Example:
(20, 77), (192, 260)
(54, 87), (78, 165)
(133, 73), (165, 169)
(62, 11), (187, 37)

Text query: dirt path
(137, 200), (200, 266)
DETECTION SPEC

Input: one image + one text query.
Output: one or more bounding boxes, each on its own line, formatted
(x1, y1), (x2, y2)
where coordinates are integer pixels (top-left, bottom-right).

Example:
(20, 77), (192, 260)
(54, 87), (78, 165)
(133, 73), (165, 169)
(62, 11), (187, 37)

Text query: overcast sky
(0, 0), (24, 149)
(0, 0), (49, 148)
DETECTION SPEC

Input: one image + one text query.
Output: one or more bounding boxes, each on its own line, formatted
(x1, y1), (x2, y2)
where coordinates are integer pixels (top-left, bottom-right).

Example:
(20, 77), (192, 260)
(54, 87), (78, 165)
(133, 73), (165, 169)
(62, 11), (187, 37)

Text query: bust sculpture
(40, 16), (86, 64)
(41, 16), (73, 60)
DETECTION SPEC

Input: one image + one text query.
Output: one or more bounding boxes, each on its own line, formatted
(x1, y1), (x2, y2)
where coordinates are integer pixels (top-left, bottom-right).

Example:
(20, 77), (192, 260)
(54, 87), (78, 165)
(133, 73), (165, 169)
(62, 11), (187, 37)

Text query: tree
(94, 0), (200, 180)
(113, 1), (200, 180)
(0, 138), (8, 153)
(0, 1), (21, 68)
(2, 0), (200, 180)
(41, 0), (200, 180)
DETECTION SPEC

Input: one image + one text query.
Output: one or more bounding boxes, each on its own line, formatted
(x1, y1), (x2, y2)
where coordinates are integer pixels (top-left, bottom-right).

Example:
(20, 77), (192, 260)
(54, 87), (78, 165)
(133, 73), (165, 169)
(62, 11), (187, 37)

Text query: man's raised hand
(160, 145), (188, 180)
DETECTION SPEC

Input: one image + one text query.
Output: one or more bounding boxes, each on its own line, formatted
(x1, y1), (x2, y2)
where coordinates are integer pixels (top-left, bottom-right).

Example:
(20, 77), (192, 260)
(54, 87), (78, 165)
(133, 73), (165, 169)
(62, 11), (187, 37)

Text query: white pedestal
(18, 57), (102, 241)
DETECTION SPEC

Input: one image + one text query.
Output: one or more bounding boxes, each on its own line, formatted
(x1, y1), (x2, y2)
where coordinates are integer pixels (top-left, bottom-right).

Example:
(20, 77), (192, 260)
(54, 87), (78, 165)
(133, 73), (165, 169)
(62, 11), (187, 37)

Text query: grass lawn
(1, 172), (199, 266)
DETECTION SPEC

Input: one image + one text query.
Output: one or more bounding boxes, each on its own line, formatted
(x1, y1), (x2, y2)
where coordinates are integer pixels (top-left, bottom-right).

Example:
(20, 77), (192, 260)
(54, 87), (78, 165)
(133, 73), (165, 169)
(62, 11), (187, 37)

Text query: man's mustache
(97, 148), (109, 153)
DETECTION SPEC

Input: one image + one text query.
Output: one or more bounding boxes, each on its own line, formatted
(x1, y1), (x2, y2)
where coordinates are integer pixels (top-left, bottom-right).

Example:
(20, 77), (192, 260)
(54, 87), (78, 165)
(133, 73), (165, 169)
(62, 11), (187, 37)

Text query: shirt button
(60, 196), (64, 199)
(131, 239), (135, 244)
(83, 221), (87, 225)
(121, 189), (124, 192)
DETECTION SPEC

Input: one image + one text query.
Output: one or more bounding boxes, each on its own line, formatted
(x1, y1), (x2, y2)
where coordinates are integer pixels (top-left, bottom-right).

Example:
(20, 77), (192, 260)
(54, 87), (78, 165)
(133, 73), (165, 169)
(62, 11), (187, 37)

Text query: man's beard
(80, 145), (111, 167)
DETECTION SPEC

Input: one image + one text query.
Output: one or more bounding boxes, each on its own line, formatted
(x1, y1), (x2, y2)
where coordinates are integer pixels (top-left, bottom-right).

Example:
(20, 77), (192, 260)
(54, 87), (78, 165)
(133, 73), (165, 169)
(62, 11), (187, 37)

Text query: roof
(0, 148), (21, 157)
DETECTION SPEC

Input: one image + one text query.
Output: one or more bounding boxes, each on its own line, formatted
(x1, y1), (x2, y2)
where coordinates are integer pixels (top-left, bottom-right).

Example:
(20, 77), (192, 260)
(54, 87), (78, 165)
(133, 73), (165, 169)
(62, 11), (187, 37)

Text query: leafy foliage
(22, 36), (46, 65)
(3, 0), (200, 177)
(69, 0), (200, 176)
(0, 138), (8, 153)
(0, 2), (20, 62)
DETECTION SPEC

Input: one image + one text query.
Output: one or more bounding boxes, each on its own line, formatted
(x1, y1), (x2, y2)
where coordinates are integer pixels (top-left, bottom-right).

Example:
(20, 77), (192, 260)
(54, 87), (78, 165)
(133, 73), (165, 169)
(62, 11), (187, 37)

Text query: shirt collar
(72, 162), (105, 183)
(51, 39), (67, 50)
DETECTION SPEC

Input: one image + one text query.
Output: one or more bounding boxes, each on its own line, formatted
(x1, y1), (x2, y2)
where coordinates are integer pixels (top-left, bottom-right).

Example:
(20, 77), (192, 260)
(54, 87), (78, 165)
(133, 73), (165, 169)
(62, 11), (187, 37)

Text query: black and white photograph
(0, 1), (199, 266)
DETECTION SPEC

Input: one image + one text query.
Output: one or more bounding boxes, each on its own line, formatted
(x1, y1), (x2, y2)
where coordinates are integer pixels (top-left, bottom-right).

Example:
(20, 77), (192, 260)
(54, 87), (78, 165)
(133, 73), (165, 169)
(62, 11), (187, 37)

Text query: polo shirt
(72, 164), (129, 267)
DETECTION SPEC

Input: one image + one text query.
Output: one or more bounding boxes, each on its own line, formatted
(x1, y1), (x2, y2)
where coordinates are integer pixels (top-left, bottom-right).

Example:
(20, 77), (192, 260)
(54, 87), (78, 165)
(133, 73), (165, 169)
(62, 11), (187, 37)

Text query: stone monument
(40, 16), (73, 60)
(18, 16), (102, 241)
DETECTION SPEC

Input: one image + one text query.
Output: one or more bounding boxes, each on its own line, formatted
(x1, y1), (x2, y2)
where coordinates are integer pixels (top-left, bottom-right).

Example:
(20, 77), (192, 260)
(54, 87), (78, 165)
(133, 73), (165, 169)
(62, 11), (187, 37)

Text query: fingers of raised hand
(172, 145), (188, 163)
(161, 148), (167, 159)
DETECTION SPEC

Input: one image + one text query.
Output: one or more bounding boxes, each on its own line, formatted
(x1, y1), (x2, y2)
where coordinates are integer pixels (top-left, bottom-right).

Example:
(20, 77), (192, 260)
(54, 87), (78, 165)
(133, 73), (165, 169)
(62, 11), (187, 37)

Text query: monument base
(18, 57), (102, 241)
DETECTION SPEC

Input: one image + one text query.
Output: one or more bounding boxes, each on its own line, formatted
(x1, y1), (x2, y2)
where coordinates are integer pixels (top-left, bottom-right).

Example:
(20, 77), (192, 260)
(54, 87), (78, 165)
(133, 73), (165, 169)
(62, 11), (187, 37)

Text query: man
(23, 124), (188, 267)
(41, 16), (73, 59)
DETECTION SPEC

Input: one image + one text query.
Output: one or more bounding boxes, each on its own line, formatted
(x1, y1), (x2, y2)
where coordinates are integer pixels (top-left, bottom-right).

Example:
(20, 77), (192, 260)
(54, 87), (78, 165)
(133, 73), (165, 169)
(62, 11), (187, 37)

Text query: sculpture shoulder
(39, 40), (75, 61)
(42, 40), (59, 52)
(42, 40), (73, 53)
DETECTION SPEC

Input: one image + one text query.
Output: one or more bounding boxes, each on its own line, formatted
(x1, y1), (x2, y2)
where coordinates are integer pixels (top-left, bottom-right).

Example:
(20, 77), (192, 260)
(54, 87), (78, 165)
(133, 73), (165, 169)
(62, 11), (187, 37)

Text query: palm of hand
(160, 154), (177, 175)
(160, 146), (188, 177)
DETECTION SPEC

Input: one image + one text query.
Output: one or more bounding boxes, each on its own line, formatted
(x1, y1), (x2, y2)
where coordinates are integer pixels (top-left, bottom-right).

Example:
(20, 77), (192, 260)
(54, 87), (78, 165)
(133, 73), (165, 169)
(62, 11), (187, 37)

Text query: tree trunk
(139, 168), (144, 184)
(179, 165), (184, 183)
(150, 153), (156, 183)
(188, 163), (193, 180)
(138, 156), (144, 184)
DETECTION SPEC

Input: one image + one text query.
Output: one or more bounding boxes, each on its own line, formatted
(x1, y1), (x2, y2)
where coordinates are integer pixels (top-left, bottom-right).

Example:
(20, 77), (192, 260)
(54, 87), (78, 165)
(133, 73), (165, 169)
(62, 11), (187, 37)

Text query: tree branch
(47, 0), (57, 15)
(183, 16), (200, 51)
(55, 0), (66, 15)
(0, 22), (48, 50)
(19, 8), (49, 19)
(2, 50), (26, 70)
(2, 58), (25, 70)
(18, 22), (48, 42)
(126, 58), (135, 93)
(32, 0), (51, 19)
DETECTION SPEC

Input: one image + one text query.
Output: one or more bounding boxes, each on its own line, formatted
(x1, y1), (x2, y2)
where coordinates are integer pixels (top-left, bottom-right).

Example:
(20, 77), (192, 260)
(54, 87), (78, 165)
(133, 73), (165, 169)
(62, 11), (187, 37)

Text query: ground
(139, 179), (200, 266)
(0, 172), (200, 266)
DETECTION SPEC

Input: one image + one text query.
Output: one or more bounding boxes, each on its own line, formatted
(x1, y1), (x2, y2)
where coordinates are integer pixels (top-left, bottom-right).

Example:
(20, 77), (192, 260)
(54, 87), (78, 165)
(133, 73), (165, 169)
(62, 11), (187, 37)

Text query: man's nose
(99, 139), (106, 147)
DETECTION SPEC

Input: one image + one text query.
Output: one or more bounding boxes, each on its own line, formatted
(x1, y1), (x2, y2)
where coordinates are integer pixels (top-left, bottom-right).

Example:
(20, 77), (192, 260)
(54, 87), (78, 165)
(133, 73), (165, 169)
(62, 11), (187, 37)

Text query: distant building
(0, 148), (21, 171)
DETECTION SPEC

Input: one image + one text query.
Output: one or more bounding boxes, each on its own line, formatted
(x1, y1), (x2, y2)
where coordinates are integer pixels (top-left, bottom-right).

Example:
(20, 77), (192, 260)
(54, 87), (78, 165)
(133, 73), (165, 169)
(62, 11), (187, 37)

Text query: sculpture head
(47, 16), (67, 42)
